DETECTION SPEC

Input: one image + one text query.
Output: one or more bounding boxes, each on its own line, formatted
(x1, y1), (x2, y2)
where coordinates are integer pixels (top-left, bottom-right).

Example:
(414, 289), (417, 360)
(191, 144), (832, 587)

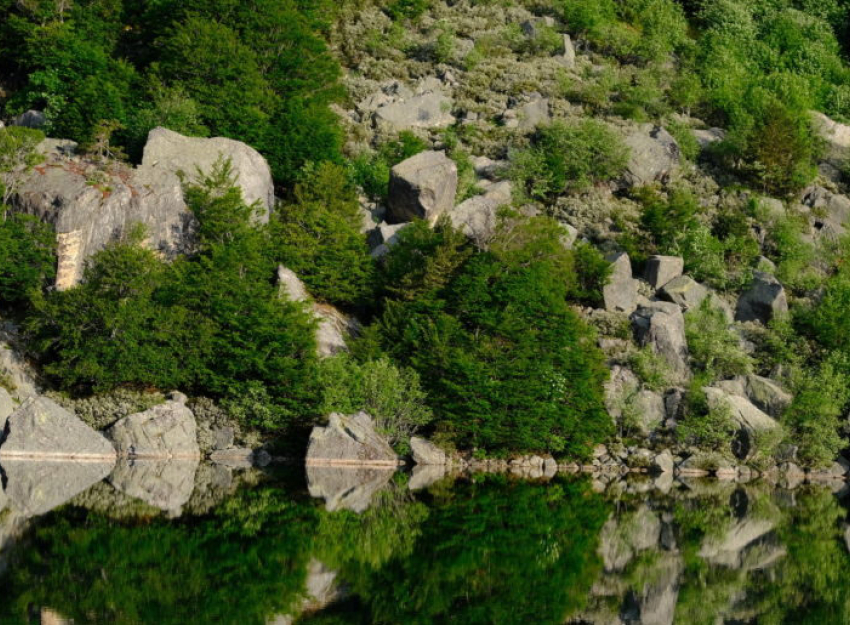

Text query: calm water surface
(0, 460), (848, 624)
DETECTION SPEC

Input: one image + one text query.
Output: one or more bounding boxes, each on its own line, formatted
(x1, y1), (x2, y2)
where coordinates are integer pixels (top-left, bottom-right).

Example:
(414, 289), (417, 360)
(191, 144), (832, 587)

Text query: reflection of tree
(315, 477), (610, 625)
(0, 487), (318, 624)
(314, 480), (430, 572)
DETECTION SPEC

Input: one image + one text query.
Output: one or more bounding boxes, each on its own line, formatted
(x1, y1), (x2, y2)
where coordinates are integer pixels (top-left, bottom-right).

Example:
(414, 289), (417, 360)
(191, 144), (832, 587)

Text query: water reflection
(0, 467), (849, 624)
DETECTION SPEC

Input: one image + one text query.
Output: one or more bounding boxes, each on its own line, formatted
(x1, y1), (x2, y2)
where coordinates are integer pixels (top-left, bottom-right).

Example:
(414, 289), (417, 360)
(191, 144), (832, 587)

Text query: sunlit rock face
(11, 128), (274, 289)
(305, 412), (398, 468)
(104, 400), (200, 460)
(0, 396), (116, 461)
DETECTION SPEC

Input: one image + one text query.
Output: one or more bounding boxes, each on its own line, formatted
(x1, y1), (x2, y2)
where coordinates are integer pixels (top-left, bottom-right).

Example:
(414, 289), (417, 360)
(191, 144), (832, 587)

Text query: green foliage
(272, 162), (375, 307)
(559, 0), (690, 64)
(385, 0), (431, 21)
(325, 478), (610, 624)
(0, 0), (345, 185)
(375, 218), (611, 457)
(26, 165), (320, 431)
(0, 126), (45, 205)
(629, 346), (672, 391)
(678, 395), (736, 456)
(685, 300), (753, 381)
(783, 358), (849, 468)
(0, 487), (319, 624)
(0, 212), (55, 306)
(621, 188), (759, 290)
(319, 354), (433, 452)
(510, 120), (629, 202)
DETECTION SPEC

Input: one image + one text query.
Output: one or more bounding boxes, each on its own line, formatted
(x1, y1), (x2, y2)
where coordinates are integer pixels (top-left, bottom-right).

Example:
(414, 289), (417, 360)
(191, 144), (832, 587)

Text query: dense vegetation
(0, 476), (611, 625)
(4, 0), (850, 464)
(0, 0), (346, 187)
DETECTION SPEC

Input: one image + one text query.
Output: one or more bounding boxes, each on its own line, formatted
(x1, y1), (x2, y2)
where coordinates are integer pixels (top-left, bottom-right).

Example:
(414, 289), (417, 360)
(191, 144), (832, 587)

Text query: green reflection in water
(2, 474), (850, 625)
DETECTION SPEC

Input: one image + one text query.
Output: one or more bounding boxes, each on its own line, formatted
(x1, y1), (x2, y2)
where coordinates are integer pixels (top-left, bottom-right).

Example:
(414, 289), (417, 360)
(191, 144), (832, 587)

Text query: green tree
(272, 162), (375, 307)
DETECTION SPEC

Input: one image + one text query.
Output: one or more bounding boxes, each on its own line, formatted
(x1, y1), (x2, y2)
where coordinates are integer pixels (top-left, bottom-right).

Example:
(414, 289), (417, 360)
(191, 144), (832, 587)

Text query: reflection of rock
(306, 412), (398, 467)
(105, 400), (200, 459)
(269, 559), (343, 625)
(699, 518), (776, 568)
(636, 553), (683, 625)
(306, 465), (394, 513)
(108, 458), (199, 515)
(0, 396), (116, 460)
(409, 464), (446, 491)
(599, 506), (661, 572)
(2, 458), (114, 517)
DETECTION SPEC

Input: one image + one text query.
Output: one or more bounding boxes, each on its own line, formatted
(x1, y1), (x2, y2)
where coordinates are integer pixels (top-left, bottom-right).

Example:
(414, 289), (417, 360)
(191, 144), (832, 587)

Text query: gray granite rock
(603, 252), (639, 314)
(387, 151), (458, 224)
(621, 126), (681, 188)
(306, 412), (398, 467)
(278, 266), (360, 358)
(105, 400), (200, 459)
(632, 302), (690, 381)
(410, 437), (446, 465)
(0, 396), (115, 460)
(11, 128), (273, 289)
(644, 255), (684, 290)
(374, 91), (454, 131)
(736, 272), (788, 324)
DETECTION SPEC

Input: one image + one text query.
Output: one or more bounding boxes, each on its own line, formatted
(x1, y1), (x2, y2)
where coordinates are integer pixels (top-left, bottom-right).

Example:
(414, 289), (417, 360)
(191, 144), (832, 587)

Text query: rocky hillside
(3, 0), (850, 477)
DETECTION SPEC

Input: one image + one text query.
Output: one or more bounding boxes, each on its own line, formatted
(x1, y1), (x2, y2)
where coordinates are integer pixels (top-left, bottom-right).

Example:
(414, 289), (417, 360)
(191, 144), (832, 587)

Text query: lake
(0, 461), (848, 624)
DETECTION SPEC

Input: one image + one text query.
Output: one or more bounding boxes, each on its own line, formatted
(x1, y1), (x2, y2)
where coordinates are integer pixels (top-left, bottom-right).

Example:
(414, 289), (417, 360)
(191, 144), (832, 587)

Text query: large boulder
(11, 128), (274, 289)
(631, 302), (690, 381)
(387, 151), (458, 224)
(104, 400), (200, 459)
(744, 375), (792, 418)
(658, 275), (708, 312)
(448, 181), (512, 246)
(277, 266), (359, 358)
(811, 112), (850, 182)
(0, 334), (38, 401)
(704, 387), (781, 460)
(621, 126), (681, 188)
(306, 412), (398, 467)
(602, 252), (639, 314)
(632, 390), (666, 436)
(0, 396), (115, 460)
(644, 255), (684, 290)
(410, 437), (446, 465)
(0, 389), (14, 430)
(374, 91), (454, 131)
(8, 110), (46, 129)
(801, 186), (850, 238)
(735, 272), (788, 324)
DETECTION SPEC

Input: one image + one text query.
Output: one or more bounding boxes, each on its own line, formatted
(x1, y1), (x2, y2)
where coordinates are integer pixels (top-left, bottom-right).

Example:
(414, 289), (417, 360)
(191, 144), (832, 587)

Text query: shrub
(783, 358), (849, 468)
(510, 119), (629, 202)
(272, 162), (375, 307)
(0, 213), (56, 307)
(629, 346), (672, 391)
(685, 300), (752, 381)
(376, 218), (612, 457)
(678, 396), (736, 457)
